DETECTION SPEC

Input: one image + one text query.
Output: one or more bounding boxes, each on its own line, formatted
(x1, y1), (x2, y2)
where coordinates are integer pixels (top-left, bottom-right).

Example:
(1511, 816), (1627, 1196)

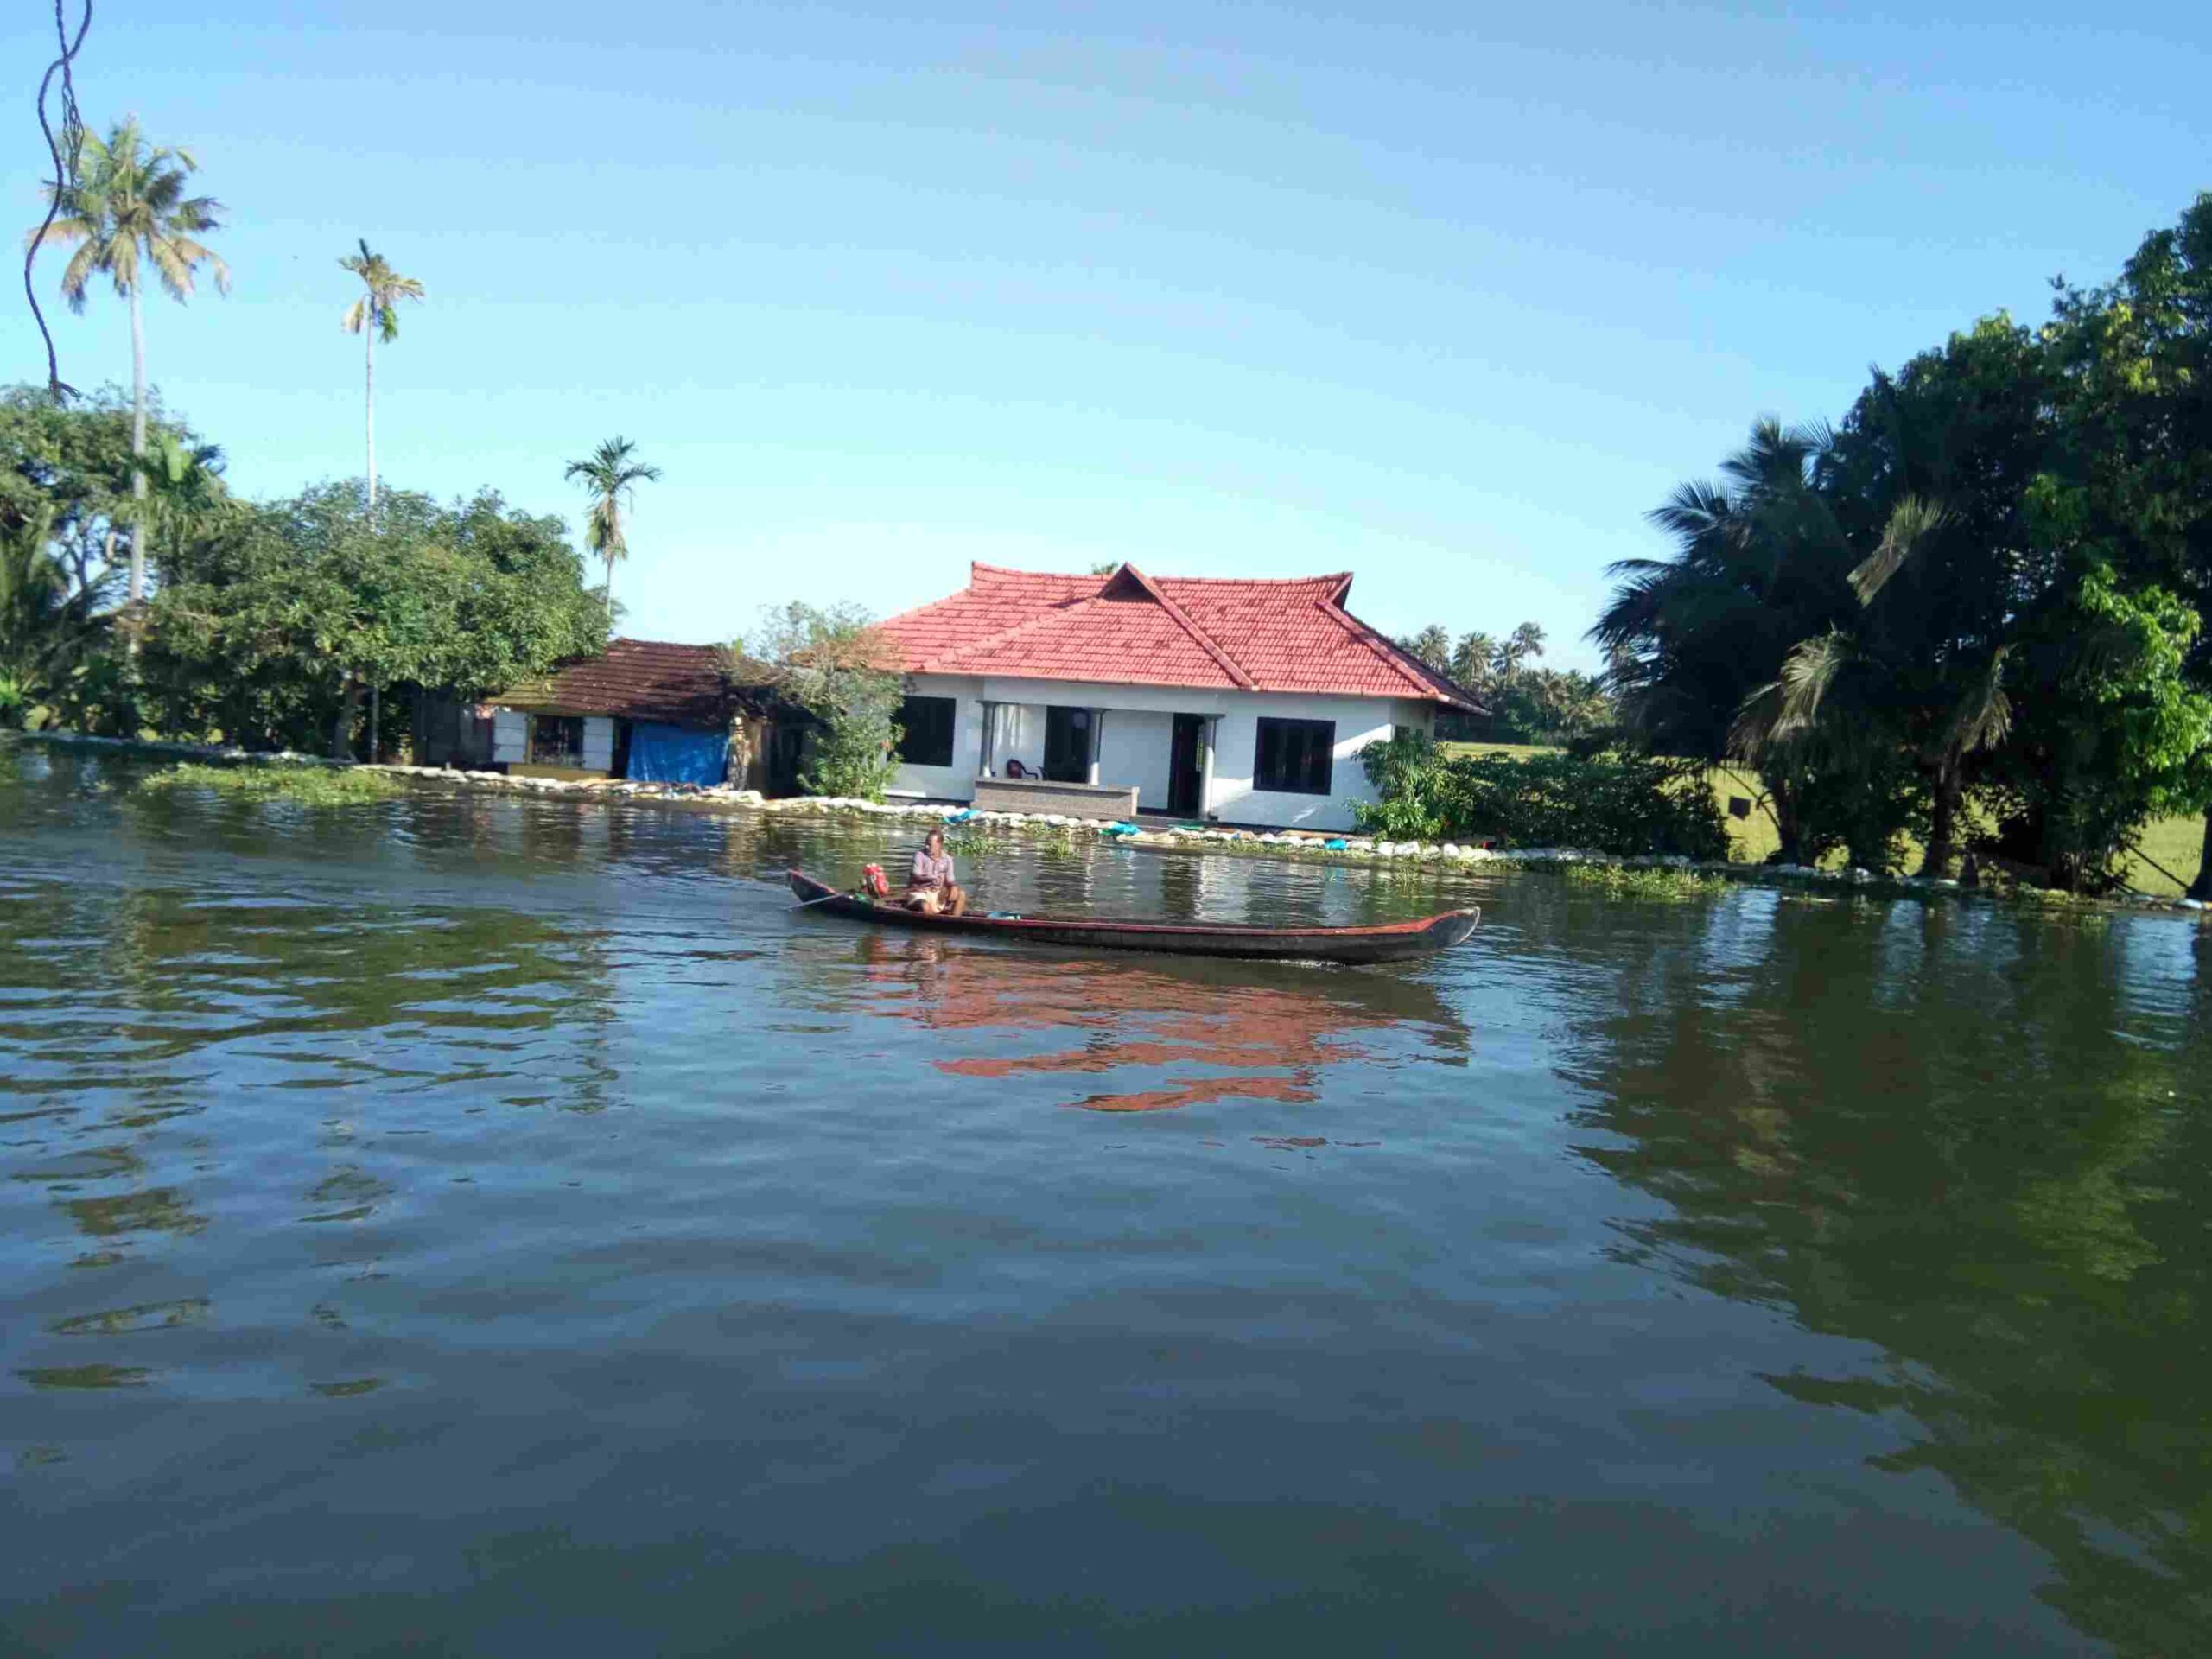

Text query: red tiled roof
(880, 563), (1480, 709)
(499, 638), (755, 726)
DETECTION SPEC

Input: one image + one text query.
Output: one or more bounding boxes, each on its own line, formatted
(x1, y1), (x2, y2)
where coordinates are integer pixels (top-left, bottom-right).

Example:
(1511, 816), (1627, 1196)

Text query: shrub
(1357, 735), (1728, 859)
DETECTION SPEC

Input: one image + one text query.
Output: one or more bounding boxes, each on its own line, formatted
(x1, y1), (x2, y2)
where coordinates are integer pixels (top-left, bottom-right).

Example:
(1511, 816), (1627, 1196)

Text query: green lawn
(1438, 742), (2205, 894)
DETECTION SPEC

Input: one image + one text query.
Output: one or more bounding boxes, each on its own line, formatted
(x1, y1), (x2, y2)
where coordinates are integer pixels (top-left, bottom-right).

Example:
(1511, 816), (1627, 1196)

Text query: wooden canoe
(788, 870), (1479, 964)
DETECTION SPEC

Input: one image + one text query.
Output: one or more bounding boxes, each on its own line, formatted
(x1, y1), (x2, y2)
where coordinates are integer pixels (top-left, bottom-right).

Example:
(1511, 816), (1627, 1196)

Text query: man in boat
(906, 827), (969, 916)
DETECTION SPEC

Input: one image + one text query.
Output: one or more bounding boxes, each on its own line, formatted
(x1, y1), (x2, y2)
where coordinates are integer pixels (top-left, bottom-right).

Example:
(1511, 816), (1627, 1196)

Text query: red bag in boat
(861, 863), (891, 899)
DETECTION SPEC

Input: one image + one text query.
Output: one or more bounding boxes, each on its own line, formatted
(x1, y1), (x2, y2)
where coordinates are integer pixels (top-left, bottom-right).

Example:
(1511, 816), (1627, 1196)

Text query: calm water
(3, 744), (2209, 1656)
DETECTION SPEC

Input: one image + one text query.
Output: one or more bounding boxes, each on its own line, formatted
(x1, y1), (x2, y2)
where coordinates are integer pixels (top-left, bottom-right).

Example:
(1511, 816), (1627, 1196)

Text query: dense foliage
(1, 390), (607, 753)
(739, 601), (906, 801)
(143, 481), (608, 755)
(1355, 730), (1728, 858)
(1597, 195), (2212, 893)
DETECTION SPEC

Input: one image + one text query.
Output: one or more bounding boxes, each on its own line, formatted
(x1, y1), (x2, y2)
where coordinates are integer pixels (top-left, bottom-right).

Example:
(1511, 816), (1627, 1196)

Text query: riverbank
(15, 728), (2206, 919)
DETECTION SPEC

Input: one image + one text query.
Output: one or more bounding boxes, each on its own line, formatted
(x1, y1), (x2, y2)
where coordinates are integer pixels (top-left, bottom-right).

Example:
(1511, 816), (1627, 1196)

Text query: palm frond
(1727, 677), (1789, 761)
(1848, 494), (1948, 606)
(1729, 631), (1856, 759)
(58, 239), (102, 311)
(1944, 646), (2013, 757)
(148, 238), (197, 302)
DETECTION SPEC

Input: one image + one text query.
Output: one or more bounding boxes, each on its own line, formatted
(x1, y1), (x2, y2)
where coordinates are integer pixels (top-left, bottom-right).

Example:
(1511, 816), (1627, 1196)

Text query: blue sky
(6, 2), (2206, 667)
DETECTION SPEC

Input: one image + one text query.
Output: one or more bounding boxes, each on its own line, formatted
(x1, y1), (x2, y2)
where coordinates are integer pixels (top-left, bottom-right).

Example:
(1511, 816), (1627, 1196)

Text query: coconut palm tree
(339, 240), (424, 512)
(27, 116), (229, 606)
(563, 437), (662, 613)
(1593, 419), (1859, 862)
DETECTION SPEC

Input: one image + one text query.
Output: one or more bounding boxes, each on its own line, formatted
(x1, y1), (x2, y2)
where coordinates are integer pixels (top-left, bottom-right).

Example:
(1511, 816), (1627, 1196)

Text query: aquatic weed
(137, 762), (402, 805)
(1562, 862), (1727, 902)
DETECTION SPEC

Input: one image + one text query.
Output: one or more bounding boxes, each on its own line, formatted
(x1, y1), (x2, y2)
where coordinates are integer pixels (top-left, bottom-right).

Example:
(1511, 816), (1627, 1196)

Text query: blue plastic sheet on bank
(625, 722), (728, 785)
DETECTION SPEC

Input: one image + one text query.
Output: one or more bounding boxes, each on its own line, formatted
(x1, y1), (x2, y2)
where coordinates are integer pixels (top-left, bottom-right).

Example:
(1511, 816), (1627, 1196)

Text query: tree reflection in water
(1563, 898), (2212, 1656)
(831, 931), (1470, 1112)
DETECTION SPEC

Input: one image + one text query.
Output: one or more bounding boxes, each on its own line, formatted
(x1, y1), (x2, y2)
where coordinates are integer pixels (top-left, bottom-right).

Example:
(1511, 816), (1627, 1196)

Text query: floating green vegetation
(1562, 862), (1728, 902)
(138, 762), (402, 805)
(947, 826), (1082, 859)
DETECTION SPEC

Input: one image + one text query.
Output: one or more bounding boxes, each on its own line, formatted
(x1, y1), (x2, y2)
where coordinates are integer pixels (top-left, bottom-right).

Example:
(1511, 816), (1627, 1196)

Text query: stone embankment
(17, 730), (2207, 917)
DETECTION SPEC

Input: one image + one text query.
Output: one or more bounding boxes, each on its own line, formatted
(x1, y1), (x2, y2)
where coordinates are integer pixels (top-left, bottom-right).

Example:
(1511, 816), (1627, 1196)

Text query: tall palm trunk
(128, 282), (149, 604)
(330, 675), (363, 760)
(1764, 767), (1805, 865)
(2191, 808), (2212, 901)
(604, 550), (614, 616)
(365, 319), (378, 512)
(1921, 764), (1963, 879)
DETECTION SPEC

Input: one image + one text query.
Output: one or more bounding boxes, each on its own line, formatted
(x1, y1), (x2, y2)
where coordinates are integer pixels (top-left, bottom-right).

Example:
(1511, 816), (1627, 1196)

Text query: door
(1043, 706), (1092, 783)
(1168, 713), (1205, 817)
(766, 720), (810, 796)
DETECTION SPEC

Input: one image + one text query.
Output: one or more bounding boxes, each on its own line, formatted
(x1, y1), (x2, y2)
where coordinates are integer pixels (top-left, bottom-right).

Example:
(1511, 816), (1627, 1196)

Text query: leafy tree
(0, 386), (207, 723)
(1, 385), (143, 592)
(338, 239), (425, 512)
(742, 601), (905, 800)
(142, 481), (607, 756)
(2047, 194), (2212, 895)
(563, 436), (661, 614)
(0, 505), (106, 724)
(27, 117), (229, 604)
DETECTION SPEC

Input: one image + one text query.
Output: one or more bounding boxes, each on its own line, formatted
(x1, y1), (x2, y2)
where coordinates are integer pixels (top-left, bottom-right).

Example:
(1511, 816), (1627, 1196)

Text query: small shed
(417, 639), (784, 786)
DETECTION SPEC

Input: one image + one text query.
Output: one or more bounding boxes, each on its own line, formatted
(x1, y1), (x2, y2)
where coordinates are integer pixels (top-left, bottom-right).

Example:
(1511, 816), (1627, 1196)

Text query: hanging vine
(24, 0), (92, 402)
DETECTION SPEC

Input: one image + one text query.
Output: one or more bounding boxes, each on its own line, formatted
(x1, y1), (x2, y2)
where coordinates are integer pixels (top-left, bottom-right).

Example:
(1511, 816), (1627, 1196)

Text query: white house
(878, 563), (1480, 833)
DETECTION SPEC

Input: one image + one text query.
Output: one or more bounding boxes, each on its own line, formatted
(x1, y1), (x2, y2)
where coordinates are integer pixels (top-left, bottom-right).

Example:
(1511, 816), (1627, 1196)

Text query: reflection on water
(1563, 899), (2212, 1655)
(3, 742), (2209, 1655)
(829, 931), (1467, 1111)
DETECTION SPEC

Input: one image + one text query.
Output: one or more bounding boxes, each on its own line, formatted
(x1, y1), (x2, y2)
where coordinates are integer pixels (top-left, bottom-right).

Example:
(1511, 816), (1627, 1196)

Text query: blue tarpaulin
(626, 722), (728, 785)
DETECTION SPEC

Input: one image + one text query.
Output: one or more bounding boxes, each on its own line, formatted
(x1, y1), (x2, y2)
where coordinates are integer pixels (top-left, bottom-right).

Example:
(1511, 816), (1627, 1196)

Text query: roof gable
(880, 563), (1478, 709)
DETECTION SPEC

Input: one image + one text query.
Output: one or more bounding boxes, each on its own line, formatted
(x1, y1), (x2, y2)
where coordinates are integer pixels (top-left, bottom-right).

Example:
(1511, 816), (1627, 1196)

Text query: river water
(3, 743), (2208, 1655)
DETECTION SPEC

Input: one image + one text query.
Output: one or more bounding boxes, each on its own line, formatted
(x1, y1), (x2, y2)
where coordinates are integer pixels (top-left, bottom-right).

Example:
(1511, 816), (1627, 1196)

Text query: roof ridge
(1154, 571), (1352, 590)
(1116, 564), (1259, 690)
(1319, 598), (1479, 707)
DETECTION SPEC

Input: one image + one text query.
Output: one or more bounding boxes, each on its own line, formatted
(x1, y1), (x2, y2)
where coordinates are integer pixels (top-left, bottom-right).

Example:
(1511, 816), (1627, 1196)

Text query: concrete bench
(972, 777), (1139, 821)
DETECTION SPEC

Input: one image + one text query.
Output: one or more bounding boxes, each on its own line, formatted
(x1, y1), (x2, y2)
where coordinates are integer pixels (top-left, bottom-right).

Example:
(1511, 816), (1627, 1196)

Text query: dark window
(1043, 706), (1093, 783)
(1254, 717), (1335, 795)
(528, 715), (584, 767)
(896, 696), (957, 768)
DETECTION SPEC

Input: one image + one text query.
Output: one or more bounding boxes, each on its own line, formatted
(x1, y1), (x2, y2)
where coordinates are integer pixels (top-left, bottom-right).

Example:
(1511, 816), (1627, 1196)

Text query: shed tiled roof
(499, 638), (760, 727)
(880, 563), (1480, 709)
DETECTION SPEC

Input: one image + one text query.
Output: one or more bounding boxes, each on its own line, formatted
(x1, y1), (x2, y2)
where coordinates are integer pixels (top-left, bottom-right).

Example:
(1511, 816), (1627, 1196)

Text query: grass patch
(1561, 862), (1728, 901)
(139, 762), (402, 805)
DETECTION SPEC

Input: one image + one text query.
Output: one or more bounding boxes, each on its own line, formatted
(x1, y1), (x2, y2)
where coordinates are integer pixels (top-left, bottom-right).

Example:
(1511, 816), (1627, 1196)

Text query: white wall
(582, 716), (615, 772)
(1208, 695), (1430, 830)
(1096, 709), (1174, 810)
(886, 675), (1438, 831)
(493, 709), (526, 765)
(887, 675), (987, 800)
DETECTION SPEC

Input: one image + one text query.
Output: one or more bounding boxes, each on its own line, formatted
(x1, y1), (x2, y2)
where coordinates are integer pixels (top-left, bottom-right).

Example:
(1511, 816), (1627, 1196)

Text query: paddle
(790, 891), (849, 911)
